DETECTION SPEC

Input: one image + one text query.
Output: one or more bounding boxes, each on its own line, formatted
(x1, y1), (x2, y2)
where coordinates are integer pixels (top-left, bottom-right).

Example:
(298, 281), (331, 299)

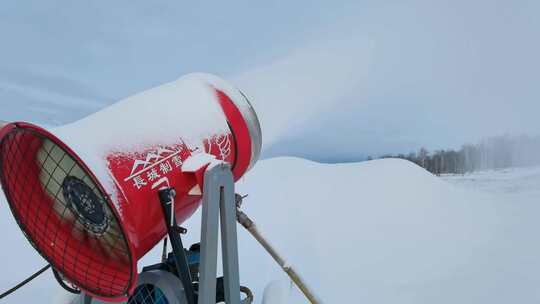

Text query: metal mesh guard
(0, 127), (133, 298)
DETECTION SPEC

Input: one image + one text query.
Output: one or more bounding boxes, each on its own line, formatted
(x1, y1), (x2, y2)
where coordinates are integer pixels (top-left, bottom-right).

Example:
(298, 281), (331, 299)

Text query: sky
(0, 0), (539, 162)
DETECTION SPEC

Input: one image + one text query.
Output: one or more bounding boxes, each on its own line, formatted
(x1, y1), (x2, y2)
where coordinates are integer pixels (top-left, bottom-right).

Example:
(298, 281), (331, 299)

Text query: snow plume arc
(0, 73), (262, 301)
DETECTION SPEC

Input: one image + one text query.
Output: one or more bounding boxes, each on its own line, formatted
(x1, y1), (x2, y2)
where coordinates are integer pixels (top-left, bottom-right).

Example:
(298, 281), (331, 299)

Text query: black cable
(0, 264), (51, 300)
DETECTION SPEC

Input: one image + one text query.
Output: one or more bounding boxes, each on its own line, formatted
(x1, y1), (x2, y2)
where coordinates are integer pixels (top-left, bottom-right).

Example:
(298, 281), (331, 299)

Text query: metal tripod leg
(198, 163), (241, 304)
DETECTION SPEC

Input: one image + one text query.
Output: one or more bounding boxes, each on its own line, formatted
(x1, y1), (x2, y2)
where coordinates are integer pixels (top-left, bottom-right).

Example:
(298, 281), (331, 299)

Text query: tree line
(371, 135), (540, 175)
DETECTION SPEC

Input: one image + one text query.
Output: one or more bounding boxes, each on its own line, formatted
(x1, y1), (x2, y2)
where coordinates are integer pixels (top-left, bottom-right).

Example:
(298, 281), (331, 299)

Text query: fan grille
(0, 127), (133, 298)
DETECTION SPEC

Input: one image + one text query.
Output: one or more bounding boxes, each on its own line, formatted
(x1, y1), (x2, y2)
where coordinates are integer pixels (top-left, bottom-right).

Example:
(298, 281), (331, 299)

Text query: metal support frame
(198, 163), (241, 304)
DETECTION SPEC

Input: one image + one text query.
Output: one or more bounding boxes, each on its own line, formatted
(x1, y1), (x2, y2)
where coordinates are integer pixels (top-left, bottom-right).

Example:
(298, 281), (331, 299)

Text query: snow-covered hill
(228, 158), (540, 303)
(2, 157), (540, 303)
(19, 158), (540, 303)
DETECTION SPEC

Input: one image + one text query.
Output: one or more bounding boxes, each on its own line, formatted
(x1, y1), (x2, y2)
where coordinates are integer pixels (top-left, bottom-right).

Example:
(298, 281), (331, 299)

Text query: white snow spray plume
(232, 33), (370, 151)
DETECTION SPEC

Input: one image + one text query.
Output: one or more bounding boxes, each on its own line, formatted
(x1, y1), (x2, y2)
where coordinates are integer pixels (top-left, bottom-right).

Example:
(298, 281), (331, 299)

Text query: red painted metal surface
(105, 127), (243, 260)
(0, 75), (260, 301)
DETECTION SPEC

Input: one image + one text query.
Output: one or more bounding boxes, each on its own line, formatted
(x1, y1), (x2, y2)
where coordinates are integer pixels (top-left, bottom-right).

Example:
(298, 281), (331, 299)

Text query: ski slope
(3, 158), (539, 303)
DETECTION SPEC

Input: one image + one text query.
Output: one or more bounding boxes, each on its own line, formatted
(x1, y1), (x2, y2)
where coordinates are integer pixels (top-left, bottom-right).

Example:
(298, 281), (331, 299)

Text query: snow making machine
(0, 74), (261, 304)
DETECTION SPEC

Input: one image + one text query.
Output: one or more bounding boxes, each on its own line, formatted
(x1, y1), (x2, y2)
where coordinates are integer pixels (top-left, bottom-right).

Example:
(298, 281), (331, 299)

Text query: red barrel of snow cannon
(0, 73), (262, 301)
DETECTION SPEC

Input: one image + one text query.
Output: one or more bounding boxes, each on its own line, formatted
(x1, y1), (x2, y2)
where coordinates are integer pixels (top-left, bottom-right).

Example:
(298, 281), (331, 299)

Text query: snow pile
(2, 158), (540, 303)
(144, 158), (540, 303)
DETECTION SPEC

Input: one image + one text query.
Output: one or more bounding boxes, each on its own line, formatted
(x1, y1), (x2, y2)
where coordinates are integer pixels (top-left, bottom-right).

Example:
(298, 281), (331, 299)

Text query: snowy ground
(2, 158), (540, 303)
(442, 166), (540, 199)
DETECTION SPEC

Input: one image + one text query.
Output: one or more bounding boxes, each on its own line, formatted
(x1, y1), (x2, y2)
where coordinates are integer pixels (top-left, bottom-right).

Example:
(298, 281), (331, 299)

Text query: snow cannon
(0, 74), (261, 301)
